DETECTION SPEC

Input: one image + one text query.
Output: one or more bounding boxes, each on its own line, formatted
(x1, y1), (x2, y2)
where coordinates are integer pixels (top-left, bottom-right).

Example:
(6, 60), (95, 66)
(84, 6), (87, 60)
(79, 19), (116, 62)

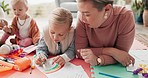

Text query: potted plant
(131, 0), (144, 24)
(0, 0), (10, 15)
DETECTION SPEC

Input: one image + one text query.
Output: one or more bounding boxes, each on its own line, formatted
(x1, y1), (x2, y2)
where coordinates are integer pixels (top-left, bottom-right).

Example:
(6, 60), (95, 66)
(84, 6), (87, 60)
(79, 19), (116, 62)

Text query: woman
(75, 0), (135, 66)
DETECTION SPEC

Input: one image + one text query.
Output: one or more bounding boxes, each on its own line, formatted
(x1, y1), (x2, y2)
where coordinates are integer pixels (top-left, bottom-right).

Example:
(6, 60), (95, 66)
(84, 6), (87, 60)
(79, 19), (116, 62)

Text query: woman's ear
(25, 6), (28, 11)
(69, 27), (73, 31)
(104, 4), (112, 11)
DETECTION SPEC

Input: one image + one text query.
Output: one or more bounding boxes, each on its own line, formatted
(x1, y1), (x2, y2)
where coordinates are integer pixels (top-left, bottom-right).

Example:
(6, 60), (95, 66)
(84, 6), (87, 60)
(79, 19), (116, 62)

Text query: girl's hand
(35, 57), (46, 66)
(34, 53), (47, 66)
(52, 56), (65, 66)
(3, 26), (11, 34)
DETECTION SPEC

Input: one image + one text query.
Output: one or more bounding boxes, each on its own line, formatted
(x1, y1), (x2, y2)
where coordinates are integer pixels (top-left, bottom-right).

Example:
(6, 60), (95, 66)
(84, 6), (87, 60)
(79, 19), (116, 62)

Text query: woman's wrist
(102, 48), (114, 56)
(97, 57), (101, 65)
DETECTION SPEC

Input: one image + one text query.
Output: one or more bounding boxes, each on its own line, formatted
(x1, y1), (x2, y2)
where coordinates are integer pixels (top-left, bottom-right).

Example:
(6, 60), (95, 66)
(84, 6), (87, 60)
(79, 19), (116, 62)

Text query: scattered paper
(23, 45), (37, 54)
(126, 50), (148, 72)
(130, 50), (148, 61)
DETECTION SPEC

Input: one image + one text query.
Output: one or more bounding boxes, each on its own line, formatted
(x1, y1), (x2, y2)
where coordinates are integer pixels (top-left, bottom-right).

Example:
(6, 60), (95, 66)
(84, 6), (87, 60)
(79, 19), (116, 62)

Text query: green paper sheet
(91, 63), (138, 78)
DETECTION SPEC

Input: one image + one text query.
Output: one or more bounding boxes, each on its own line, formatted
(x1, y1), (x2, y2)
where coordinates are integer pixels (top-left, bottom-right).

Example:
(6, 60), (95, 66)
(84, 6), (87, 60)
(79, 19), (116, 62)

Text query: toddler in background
(0, 0), (40, 47)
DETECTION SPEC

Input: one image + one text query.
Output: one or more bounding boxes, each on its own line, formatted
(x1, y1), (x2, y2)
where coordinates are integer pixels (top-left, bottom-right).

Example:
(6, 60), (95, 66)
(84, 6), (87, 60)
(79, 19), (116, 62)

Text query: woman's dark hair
(92, 0), (114, 10)
(77, 0), (114, 11)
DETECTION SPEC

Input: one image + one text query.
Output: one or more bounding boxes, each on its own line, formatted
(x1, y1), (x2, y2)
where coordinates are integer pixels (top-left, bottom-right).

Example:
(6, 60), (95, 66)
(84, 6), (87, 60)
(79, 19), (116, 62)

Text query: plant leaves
(0, 0), (10, 15)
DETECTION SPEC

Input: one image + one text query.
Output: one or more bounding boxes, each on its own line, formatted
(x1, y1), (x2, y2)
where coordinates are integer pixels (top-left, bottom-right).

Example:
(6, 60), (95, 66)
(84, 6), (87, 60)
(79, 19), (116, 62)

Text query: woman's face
(77, 1), (106, 28)
(49, 23), (70, 43)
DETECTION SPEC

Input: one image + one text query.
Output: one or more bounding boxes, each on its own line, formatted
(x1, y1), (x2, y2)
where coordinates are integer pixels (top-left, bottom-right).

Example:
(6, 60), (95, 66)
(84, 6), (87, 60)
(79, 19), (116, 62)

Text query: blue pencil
(99, 72), (120, 78)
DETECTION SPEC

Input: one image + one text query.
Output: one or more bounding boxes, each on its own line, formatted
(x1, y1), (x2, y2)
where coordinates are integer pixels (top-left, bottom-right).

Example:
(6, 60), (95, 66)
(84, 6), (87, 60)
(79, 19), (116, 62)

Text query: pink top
(75, 6), (135, 65)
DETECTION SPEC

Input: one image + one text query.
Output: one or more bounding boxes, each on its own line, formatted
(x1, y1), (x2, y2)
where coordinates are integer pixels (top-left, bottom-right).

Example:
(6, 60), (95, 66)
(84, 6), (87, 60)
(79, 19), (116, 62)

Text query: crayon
(99, 72), (120, 78)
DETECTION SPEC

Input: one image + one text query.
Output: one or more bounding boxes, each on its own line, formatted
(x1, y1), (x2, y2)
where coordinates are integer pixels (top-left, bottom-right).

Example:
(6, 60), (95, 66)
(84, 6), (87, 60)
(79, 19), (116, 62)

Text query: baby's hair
(49, 7), (73, 27)
(11, 0), (28, 7)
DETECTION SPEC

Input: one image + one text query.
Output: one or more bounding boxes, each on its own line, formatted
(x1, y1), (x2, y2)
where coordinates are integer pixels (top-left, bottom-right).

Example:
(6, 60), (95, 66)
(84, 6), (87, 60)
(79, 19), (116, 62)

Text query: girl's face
(77, 1), (106, 28)
(49, 23), (71, 43)
(12, 1), (28, 19)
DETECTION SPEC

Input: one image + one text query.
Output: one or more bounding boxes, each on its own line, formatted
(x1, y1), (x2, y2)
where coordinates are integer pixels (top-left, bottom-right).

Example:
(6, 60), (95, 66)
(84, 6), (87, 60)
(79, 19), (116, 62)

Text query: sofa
(55, 0), (78, 18)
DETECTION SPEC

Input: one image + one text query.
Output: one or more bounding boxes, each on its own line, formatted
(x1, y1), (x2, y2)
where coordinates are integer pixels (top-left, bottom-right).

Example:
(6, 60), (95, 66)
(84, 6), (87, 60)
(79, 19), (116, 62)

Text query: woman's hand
(79, 49), (98, 66)
(52, 56), (65, 66)
(111, 49), (135, 66)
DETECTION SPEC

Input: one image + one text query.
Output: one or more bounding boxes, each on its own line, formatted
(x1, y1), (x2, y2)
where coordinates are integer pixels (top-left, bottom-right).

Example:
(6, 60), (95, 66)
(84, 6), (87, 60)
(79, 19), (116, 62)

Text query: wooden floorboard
(135, 24), (148, 47)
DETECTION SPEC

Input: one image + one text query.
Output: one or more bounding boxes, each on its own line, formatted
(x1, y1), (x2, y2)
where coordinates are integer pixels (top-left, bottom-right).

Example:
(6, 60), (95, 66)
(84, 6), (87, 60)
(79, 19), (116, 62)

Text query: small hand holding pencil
(34, 53), (61, 74)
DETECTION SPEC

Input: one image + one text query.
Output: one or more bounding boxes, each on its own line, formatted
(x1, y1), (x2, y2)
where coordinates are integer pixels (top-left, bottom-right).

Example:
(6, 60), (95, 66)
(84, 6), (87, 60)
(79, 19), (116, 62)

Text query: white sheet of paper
(127, 50), (148, 71)
(129, 50), (148, 61)
(23, 45), (37, 54)
(36, 59), (89, 78)
(46, 63), (88, 78)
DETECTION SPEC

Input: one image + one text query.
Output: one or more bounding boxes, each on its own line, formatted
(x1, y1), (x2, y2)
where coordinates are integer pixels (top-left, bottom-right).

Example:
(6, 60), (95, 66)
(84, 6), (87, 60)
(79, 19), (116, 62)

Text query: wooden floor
(135, 24), (148, 47)
(136, 24), (148, 34)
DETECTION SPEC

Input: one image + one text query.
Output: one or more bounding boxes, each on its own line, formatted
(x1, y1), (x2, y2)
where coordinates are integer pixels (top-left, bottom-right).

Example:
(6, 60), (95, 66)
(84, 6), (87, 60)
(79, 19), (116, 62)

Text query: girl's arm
(36, 36), (49, 57)
(60, 39), (76, 62)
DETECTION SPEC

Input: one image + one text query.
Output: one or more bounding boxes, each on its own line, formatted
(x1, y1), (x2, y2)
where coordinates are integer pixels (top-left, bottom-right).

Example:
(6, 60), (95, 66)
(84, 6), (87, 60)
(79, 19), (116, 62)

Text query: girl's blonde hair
(11, 0), (28, 7)
(49, 7), (73, 27)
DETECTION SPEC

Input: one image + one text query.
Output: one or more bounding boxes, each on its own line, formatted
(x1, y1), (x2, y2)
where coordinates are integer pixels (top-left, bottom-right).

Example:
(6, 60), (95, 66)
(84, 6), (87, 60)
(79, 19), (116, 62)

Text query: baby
(0, 0), (40, 47)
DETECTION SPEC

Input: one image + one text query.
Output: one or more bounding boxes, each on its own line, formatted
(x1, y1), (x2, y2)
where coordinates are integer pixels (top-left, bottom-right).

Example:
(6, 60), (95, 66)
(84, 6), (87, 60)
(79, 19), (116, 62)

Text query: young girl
(0, 0), (40, 47)
(35, 7), (75, 66)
